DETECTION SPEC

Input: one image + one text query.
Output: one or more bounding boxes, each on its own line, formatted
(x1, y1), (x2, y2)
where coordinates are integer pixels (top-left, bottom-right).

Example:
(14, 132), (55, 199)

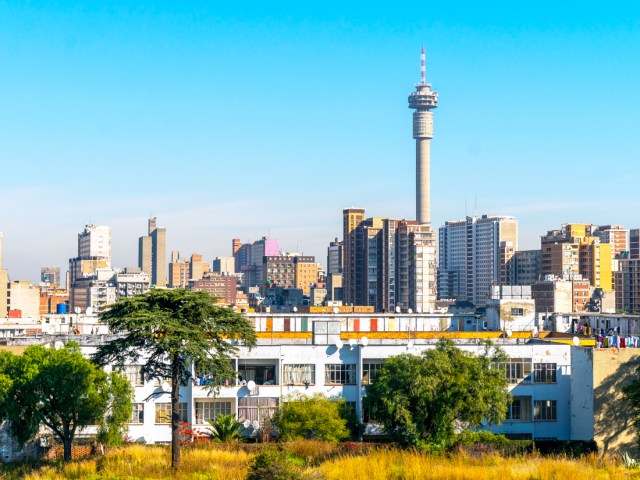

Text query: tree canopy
(272, 393), (350, 443)
(93, 288), (257, 470)
(364, 339), (510, 451)
(0, 342), (132, 462)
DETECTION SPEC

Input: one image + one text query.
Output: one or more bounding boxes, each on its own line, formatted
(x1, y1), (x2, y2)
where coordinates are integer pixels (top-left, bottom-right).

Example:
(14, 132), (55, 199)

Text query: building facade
(438, 215), (518, 307)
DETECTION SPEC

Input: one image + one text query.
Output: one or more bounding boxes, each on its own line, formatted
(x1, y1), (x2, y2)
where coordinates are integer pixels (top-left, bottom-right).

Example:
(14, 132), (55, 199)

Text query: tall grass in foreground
(16, 444), (252, 480)
(4, 444), (640, 480)
(313, 449), (639, 480)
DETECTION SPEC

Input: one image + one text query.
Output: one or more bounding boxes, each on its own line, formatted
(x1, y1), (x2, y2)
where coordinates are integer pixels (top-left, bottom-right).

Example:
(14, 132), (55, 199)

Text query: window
(155, 402), (188, 424)
(506, 396), (532, 421)
(534, 400), (557, 421)
(130, 403), (144, 424)
(362, 361), (385, 385)
(120, 365), (144, 386)
(511, 308), (524, 316)
(238, 363), (277, 385)
(194, 400), (231, 424)
(238, 397), (278, 424)
(500, 358), (532, 383)
(283, 364), (315, 385)
(325, 364), (356, 385)
(534, 363), (557, 383)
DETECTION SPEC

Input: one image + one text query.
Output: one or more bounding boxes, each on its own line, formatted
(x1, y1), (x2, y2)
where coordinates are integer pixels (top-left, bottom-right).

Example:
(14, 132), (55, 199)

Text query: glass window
(362, 361), (385, 385)
(283, 364), (315, 385)
(499, 358), (532, 383)
(155, 402), (188, 424)
(130, 403), (144, 424)
(238, 363), (277, 385)
(238, 397), (278, 425)
(506, 396), (532, 421)
(325, 364), (356, 385)
(534, 400), (557, 421)
(534, 363), (557, 383)
(120, 365), (144, 387)
(194, 400), (231, 424)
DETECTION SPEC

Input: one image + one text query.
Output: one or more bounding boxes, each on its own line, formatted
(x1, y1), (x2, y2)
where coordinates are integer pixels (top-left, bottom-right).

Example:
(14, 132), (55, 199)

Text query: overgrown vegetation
(365, 339), (510, 452)
(271, 393), (350, 443)
(1, 443), (634, 480)
(0, 342), (132, 462)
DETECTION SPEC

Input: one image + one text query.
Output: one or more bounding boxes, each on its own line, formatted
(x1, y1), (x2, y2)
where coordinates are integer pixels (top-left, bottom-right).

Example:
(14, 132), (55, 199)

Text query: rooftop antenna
(420, 45), (426, 85)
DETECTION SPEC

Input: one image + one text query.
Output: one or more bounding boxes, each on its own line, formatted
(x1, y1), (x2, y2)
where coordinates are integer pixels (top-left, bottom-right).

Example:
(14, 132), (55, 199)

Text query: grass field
(2, 442), (639, 480)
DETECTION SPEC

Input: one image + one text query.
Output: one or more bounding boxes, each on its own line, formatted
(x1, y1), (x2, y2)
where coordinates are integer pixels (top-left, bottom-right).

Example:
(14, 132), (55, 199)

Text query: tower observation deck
(408, 47), (438, 225)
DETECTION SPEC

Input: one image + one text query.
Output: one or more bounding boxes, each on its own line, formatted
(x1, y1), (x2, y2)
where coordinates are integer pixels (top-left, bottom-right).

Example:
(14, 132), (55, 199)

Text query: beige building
(138, 217), (167, 287)
(294, 256), (318, 295)
(7, 281), (40, 318)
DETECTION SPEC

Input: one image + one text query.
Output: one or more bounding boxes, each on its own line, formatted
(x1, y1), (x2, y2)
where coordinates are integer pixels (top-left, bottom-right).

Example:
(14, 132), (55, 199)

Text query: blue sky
(1, 2), (639, 282)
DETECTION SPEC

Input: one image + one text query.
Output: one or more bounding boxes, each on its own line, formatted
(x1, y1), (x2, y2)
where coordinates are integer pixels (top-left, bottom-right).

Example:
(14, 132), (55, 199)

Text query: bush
(247, 448), (302, 480)
(534, 440), (598, 457)
(272, 393), (349, 443)
(453, 431), (533, 457)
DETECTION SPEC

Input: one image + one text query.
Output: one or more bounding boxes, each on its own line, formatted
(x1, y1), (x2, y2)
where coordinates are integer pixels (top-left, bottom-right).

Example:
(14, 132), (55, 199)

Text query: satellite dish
(395, 306), (401, 313)
(247, 380), (256, 391)
(240, 380), (247, 386)
(243, 419), (251, 429)
(361, 336), (369, 347)
(54, 341), (64, 350)
(86, 307), (93, 316)
(252, 420), (260, 430)
(572, 336), (580, 347)
(74, 307), (81, 314)
(161, 381), (170, 392)
(333, 307), (340, 314)
(416, 306), (422, 314)
(349, 339), (357, 349)
(335, 339), (343, 350)
(506, 329), (513, 337)
(407, 308), (413, 314)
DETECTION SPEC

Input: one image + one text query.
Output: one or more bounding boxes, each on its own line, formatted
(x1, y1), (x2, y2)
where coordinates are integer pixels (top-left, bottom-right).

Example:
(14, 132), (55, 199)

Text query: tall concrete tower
(408, 46), (438, 225)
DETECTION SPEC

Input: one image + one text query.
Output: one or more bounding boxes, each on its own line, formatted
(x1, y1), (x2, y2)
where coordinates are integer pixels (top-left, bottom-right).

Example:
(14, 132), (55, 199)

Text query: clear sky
(1, 1), (639, 282)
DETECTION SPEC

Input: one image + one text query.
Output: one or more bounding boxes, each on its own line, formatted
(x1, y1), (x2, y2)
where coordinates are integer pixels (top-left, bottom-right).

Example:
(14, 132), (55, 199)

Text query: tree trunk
(63, 431), (72, 462)
(171, 359), (181, 470)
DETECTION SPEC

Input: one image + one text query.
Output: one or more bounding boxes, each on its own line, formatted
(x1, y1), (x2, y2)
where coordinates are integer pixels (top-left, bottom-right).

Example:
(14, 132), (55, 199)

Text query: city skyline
(2, 2), (640, 281)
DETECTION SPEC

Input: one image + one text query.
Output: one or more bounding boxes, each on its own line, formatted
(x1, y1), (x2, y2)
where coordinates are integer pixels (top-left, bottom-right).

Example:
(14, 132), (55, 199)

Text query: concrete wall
(593, 348), (640, 457)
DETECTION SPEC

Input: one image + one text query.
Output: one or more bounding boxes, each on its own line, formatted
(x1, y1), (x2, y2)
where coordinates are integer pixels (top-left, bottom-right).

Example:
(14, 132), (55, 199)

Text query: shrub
(272, 393), (349, 443)
(534, 439), (598, 457)
(453, 431), (533, 457)
(247, 448), (302, 480)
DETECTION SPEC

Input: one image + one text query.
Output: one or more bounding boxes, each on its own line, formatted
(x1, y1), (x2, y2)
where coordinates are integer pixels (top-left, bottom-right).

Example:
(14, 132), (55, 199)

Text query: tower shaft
(416, 138), (431, 225)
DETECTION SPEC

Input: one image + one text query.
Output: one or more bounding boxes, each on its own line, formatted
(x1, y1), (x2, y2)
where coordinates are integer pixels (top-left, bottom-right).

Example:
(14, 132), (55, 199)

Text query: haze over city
(2, 2), (639, 282)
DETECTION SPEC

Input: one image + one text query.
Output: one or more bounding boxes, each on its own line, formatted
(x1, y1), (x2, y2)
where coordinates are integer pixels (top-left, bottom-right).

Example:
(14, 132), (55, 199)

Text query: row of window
(506, 397), (557, 421)
(130, 398), (278, 425)
(122, 360), (559, 389)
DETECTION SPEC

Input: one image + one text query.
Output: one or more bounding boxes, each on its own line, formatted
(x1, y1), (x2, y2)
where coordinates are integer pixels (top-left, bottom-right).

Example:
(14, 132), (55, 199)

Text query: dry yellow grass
(4, 444), (640, 480)
(314, 449), (640, 480)
(16, 444), (252, 480)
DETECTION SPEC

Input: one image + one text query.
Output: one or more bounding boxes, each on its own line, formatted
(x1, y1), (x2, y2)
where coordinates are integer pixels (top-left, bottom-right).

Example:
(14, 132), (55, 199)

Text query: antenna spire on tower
(420, 45), (426, 85)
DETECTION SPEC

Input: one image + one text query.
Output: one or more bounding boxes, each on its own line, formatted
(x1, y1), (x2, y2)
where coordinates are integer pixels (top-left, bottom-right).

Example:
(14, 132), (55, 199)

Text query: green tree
(0, 342), (132, 462)
(93, 289), (257, 470)
(365, 339), (510, 451)
(272, 393), (350, 443)
(205, 413), (246, 443)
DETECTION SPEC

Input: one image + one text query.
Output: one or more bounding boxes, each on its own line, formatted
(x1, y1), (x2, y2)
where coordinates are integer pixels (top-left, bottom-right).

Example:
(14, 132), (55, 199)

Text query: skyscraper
(69, 224), (112, 285)
(408, 47), (438, 225)
(438, 215), (518, 306)
(138, 217), (167, 287)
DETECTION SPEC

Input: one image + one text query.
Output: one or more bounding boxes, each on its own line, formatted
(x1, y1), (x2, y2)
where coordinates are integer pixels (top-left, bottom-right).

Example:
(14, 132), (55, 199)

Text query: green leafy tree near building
(272, 393), (350, 443)
(93, 289), (257, 471)
(365, 339), (510, 451)
(0, 342), (132, 462)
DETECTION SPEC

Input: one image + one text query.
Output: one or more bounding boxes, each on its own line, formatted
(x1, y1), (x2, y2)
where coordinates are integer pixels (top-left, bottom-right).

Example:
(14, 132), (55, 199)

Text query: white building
(439, 215), (518, 307)
(78, 224), (112, 260)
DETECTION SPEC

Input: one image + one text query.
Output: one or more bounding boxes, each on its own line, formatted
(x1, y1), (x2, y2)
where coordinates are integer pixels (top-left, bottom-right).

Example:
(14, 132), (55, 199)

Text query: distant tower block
(408, 46), (438, 225)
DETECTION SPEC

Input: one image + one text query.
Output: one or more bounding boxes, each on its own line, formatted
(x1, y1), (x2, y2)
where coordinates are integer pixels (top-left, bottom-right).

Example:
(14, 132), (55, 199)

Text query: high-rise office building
(0, 233), (7, 316)
(138, 217), (167, 287)
(438, 215), (518, 306)
(327, 238), (343, 276)
(233, 237), (279, 289)
(69, 224), (112, 285)
(541, 224), (613, 292)
(630, 229), (640, 260)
